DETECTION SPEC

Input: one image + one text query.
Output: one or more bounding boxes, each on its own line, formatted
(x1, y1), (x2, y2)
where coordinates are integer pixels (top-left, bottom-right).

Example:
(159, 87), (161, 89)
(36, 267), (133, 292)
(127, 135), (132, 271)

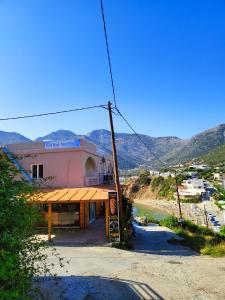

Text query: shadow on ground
(132, 224), (197, 257)
(32, 275), (164, 300)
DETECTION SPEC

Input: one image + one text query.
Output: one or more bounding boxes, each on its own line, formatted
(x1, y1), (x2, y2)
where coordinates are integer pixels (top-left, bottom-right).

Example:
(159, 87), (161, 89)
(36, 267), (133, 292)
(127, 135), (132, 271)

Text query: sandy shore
(134, 198), (206, 225)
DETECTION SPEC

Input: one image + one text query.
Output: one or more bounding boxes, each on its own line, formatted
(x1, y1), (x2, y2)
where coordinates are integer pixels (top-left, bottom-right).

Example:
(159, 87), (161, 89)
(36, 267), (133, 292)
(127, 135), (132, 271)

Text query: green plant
(180, 196), (201, 203)
(201, 242), (225, 257)
(137, 169), (150, 186)
(159, 216), (179, 228)
(0, 153), (63, 299)
(219, 226), (225, 237)
(161, 215), (225, 257)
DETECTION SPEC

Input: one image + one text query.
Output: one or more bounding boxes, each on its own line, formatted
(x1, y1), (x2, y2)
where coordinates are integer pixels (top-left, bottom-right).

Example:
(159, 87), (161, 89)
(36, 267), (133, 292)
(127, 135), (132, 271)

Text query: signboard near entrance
(108, 192), (120, 243)
(44, 139), (80, 150)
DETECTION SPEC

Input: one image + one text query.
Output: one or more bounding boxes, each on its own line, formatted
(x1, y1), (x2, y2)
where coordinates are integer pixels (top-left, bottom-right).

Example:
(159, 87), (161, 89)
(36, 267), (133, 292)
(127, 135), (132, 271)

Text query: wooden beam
(80, 201), (85, 229)
(105, 199), (109, 241)
(48, 203), (52, 242)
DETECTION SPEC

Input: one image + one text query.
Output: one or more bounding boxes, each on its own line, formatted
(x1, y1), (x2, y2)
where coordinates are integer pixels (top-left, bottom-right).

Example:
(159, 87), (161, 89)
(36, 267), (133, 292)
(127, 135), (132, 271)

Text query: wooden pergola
(28, 186), (116, 241)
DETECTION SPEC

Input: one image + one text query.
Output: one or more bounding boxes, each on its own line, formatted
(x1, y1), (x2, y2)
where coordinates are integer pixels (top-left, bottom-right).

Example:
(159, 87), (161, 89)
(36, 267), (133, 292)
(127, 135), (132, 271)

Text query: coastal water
(133, 203), (171, 221)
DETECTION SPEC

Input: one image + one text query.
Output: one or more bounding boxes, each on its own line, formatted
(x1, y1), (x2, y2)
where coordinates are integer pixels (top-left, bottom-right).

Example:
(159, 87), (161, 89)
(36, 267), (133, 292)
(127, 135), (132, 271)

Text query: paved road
(34, 224), (225, 300)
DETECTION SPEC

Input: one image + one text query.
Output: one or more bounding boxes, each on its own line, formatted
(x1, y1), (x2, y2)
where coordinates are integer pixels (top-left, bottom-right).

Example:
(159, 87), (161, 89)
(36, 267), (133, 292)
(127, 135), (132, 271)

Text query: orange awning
(28, 186), (116, 203)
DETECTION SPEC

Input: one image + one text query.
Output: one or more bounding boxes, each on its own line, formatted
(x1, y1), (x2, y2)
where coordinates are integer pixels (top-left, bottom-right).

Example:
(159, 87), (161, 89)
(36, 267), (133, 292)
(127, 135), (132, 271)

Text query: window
(32, 164), (43, 179)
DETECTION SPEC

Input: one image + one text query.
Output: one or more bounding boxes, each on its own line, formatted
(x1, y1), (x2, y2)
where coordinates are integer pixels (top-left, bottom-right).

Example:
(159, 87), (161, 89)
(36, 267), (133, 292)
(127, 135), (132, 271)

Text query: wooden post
(80, 201), (85, 229)
(175, 175), (183, 220)
(48, 202), (52, 242)
(105, 199), (109, 241)
(107, 101), (123, 217)
(204, 204), (209, 228)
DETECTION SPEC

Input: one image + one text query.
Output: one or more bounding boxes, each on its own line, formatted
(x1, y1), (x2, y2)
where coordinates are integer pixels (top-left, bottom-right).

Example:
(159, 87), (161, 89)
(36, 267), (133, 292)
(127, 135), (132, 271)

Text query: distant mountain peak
(0, 131), (31, 145)
(35, 129), (78, 142)
(1, 124), (225, 169)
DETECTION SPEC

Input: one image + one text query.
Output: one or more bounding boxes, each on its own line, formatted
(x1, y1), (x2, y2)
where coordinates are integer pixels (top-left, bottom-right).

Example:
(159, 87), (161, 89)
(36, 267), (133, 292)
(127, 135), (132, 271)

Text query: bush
(0, 153), (62, 299)
(182, 219), (214, 236)
(180, 197), (201, 203)
(201, 242), (225, 257)
(219, 226), (225, 237)
(159, 216), (179, 229)
(137, 169), (150, 186)
(161, 215), (225, 257)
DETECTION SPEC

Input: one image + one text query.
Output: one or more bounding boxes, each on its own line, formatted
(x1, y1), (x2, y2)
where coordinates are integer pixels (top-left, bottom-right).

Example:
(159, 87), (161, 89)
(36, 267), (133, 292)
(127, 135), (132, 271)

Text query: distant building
(213, 173), (225, 181)
(190, 164), (210, 170)
(222, 179), (225, 190)
(159, 172), (175, 178)
(178, 179), (206, 199)
(149, 170), (160, 176)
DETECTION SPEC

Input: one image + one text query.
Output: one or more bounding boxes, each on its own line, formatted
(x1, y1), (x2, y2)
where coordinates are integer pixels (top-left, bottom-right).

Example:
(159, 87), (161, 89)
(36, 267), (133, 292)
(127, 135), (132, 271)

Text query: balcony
(99, 173), (114, 185)
(85, 176), (99, 186)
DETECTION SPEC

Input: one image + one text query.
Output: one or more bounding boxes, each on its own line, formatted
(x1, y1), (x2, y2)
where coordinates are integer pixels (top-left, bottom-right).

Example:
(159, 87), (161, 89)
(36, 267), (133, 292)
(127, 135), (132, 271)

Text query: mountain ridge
(1, 124), (225, 169)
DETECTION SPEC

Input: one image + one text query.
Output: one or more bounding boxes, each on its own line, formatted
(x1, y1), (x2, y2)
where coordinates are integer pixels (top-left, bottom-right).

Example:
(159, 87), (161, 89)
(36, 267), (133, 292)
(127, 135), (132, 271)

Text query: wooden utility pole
(48, 202), (52, 242)
(108, 101), (123, 216)
(204, 204), (209, 228)
(175, 175), (183, 220)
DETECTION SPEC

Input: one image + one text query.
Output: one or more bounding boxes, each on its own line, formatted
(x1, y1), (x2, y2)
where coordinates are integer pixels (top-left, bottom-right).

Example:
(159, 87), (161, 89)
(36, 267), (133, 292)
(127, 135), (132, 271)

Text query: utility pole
(175, 174), (183, 221)
(204, 204), (209, 228)
(108, 101), (123, 216)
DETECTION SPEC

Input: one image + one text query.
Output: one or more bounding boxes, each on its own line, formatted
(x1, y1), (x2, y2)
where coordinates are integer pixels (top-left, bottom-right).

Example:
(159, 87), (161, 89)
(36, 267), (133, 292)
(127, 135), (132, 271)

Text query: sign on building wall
(108, 191), (120, 243)
(44, 140), (80, 150)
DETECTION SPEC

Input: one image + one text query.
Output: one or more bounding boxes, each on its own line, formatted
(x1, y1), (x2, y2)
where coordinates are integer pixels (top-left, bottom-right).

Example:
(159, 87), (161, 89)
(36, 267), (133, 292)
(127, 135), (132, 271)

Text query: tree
(137, 169), (150, 186)
(0, 153), (61, 299)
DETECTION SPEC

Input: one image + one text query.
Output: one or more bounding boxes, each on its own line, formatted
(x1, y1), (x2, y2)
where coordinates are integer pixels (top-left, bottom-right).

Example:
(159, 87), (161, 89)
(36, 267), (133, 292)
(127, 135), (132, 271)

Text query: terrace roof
(27, 186), (116, 203)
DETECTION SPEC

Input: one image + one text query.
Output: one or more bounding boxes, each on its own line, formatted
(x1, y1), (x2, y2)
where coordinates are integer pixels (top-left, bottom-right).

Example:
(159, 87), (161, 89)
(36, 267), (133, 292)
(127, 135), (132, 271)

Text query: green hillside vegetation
(201, 143), (225, 165)
(131, 171), (188, 201)
(160, 216), (225, 257)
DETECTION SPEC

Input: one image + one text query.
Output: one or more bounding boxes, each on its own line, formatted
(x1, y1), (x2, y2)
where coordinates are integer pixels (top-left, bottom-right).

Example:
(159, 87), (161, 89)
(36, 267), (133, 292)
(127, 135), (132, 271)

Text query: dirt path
(35, 225), (225, 300)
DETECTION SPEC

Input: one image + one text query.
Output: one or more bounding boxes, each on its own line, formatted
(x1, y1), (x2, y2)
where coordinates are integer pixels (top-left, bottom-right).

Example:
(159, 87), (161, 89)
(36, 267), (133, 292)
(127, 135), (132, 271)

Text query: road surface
(34, 224), (225, 300)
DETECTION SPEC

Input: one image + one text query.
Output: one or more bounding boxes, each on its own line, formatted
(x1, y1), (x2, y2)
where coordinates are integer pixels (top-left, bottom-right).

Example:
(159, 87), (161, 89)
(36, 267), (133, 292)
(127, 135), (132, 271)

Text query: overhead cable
(0, 104), (107, 121)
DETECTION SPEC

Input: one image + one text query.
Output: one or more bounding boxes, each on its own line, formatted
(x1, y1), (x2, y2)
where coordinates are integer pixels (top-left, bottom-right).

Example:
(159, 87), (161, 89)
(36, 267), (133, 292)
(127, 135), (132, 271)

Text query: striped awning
(27, 186), (116, 203)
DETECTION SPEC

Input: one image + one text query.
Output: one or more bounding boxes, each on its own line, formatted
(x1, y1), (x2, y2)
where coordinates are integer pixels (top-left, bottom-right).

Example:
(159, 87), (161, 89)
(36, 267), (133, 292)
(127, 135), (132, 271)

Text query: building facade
(4, 139), (115, 239)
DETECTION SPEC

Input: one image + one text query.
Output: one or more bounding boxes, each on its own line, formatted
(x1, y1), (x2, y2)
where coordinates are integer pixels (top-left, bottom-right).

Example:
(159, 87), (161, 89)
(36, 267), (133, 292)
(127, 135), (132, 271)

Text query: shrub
(0, 153), (63, 299)
(159, 216), (179, 229)
(137, 169), (150, 186)
(180, 197), (201, 203)
(219, 226), (225, 237)
(201, 242), (225, 257)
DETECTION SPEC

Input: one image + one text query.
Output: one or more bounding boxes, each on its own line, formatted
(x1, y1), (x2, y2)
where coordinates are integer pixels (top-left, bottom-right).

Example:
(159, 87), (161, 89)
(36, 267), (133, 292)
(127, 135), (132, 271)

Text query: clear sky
(0, 0), (225, 140)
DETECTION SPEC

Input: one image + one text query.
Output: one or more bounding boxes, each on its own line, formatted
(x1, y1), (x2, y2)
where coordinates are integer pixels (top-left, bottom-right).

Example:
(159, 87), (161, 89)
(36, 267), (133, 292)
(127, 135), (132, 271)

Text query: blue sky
(0, 0), (225, 140)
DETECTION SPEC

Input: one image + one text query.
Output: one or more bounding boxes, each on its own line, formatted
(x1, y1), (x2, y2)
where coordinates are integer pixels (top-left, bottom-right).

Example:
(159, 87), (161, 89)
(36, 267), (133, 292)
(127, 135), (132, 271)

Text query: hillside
(1, 124), (225, 169)
(162, 124), (225, 166)
(201, 143), (225, 165)
(0, 131), (31, 144)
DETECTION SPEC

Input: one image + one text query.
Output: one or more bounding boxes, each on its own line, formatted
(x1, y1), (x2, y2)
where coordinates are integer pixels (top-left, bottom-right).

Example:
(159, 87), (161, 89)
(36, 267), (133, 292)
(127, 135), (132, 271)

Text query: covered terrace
(28, 186), (116, 242)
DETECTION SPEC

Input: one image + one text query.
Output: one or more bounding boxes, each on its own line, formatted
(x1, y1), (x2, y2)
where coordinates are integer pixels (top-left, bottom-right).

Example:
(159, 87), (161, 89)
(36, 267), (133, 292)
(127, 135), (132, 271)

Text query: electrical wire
(0, 104), (107, 121)
(115, 106), (183, 219)
(100, 0), (117, 108)
(114, 107), (168, 169)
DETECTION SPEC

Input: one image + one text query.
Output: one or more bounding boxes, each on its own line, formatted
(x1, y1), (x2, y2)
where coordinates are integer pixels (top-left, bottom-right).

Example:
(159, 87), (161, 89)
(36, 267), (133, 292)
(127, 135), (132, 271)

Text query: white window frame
(31, 164), (43, 179)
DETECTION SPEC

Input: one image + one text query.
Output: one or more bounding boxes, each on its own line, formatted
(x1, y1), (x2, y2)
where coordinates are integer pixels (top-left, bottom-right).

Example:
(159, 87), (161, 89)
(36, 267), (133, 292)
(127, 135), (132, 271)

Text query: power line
(100, 0), (117, 108)
(115, 106), (183, 220)
(0, 104), (107, 121)
(115, 107), (168, 169)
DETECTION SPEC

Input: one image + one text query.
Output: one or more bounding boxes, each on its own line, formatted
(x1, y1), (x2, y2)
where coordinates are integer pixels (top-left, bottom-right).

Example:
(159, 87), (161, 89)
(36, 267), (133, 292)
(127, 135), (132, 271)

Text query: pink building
(6, 139), (114, 188)
(4, 139), (115, 239)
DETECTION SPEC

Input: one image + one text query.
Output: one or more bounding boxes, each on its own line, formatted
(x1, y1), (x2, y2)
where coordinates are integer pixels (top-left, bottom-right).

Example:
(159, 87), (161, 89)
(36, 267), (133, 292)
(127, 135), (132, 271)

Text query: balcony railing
(85, 176), (99, 186)
(99, 173), (114, 185)
(85, 174), (114, 186)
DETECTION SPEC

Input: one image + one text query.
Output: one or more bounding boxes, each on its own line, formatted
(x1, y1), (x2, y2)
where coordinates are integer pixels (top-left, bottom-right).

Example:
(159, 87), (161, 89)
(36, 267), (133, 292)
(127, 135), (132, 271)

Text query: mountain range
(1, 124), (225, 169)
